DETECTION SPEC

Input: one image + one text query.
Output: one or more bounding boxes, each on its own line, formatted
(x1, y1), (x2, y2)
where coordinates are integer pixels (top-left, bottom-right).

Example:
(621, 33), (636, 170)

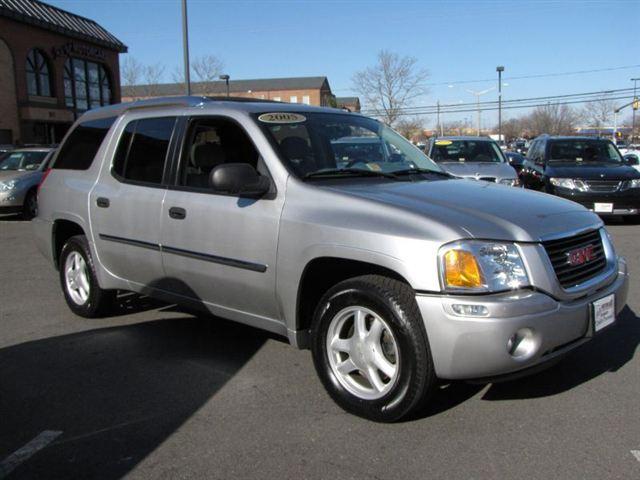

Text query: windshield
(258, 112), (441, 178)
(0, 151), (48, 171)
(548, 139), (623, 163)
(431, 139), (504, 163)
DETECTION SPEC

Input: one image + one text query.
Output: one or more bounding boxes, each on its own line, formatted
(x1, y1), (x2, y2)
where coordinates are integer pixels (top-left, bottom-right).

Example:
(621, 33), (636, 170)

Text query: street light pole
(181, 0), (191, 95)
(632, 77), (639, 142)
(466, 87), (495, 136)
(497, 65), (504, 144)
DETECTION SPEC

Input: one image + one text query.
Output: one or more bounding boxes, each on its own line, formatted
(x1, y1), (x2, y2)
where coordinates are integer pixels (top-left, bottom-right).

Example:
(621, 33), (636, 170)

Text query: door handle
(96, 197), (110, 208)
(169, 207), (186, 220)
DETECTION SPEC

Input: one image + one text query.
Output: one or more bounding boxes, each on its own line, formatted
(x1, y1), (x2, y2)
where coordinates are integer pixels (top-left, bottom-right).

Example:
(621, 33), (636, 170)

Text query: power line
(334, 64), (640, 92)
(360, 87), (635, 115)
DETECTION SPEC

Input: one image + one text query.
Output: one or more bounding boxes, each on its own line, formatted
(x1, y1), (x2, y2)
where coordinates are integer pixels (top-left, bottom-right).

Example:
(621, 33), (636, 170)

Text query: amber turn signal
(444, 249), (484, 288)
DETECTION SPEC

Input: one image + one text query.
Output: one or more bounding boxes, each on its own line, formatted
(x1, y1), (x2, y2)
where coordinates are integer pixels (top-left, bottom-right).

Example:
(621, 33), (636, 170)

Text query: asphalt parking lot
(0, 215), (639, 479)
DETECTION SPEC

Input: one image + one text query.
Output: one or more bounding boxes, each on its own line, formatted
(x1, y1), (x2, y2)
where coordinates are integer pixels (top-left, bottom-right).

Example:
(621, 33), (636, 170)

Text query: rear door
(90, 116), (177, 287)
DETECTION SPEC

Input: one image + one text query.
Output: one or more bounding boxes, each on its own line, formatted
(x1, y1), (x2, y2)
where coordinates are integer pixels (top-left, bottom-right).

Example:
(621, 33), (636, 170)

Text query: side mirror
(210, 163), (271, 196)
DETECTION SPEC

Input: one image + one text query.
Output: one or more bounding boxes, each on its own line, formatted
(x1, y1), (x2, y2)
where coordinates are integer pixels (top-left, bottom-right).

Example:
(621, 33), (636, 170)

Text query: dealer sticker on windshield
(258, 113), (307, 124)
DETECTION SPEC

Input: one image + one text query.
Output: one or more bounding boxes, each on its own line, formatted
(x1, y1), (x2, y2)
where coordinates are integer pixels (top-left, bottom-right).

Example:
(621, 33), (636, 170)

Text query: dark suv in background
(520, 135), (640, 220)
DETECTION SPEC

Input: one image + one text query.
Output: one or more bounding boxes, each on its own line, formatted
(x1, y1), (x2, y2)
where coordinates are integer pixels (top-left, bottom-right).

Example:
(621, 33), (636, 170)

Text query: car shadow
(481, 305), (640, 401)
(0, 315), (269, 479)
(0, 214), (26, 222)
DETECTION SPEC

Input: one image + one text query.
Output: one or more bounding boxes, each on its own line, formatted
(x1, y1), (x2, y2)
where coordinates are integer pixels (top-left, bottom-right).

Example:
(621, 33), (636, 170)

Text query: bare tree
(171, 65), (185, 84)
(142, 63), (166, 97)
(581, 97), (618, 127)
(523, 103), (577, 136)
(501, 118), (524, 141)
(441, 119), (473, 136)
(352, 50), (429, 126)
(121, 56), (143, 86)
(191, 54), (224, 82)
(395, 117), (425, 140)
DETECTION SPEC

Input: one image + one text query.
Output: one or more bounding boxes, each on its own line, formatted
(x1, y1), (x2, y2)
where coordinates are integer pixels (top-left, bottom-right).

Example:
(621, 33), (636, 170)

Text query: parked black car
(504, 151), (526, 174)
(520, 135), (640, 219)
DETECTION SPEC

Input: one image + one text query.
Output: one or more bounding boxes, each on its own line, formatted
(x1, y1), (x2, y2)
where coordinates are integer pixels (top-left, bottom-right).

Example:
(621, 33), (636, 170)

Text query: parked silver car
(33, 98), (628, 421)
(0, 147), (54, 219)
(426, 136), (520, 186)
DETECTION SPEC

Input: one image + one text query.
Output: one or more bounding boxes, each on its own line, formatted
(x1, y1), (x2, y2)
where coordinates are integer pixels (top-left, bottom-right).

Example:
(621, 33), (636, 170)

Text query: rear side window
(112, 117), (176, 185)
(54, 117), (116, 170)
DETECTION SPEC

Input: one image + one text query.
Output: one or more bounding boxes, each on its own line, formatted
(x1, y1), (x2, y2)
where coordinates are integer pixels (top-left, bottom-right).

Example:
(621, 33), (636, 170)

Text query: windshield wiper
(392, 168), (453, 178)
(304, 168), (400, 180)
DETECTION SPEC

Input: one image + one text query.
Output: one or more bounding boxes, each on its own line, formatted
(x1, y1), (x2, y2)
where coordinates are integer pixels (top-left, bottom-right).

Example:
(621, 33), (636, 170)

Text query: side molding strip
(98, 234), (267, 273)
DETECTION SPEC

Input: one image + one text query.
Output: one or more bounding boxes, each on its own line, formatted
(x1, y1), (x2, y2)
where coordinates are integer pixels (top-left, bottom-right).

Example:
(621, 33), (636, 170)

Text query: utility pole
(632, 78), (639, 142)
(436, 100), (441, 136)
(181, 0), (191, 95)
(497, 66), (504, 145)
(466, 87), (495, 136)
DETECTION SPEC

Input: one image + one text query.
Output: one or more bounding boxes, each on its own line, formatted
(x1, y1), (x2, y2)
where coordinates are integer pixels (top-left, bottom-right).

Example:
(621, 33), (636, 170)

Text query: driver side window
(179, 117), (260, 190)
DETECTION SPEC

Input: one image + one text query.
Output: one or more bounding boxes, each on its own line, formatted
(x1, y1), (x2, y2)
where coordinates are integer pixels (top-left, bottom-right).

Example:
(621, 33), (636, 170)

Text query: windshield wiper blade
(392, 168), (453, 177)
(304, 168), (400, 180)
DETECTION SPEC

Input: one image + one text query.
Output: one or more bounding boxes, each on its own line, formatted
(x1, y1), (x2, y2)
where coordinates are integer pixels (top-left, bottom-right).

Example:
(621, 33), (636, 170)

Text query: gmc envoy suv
(34, 97), (629, 422)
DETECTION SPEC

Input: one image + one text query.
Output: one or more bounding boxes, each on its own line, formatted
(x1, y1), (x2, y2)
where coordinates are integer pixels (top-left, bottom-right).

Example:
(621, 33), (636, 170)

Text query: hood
(325, 178), (601, 242)
(545, 162), (640, 180)
(438, 162), (517, 180)
(0, 170), (42, 185)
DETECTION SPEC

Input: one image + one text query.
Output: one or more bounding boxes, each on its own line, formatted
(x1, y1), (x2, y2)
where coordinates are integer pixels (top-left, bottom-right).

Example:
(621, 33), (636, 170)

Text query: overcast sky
(50, 0), (639, 125)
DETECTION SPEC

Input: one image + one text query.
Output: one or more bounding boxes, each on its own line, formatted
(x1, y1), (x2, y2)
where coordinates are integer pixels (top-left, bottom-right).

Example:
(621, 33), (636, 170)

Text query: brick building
(336, 96), (361, 112)
(122, 76), (339, 108)
(0, 0), (126, 145)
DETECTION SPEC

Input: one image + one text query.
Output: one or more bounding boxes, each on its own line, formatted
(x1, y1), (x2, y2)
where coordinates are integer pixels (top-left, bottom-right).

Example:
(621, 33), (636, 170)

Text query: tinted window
(179, 117), (259, 189)
(0, 151), (48, 171)
(54, 117), (116, 170)
(548, 139), (623, 163)
(431, 140), (504, 163)
(113, 117), (176, 185)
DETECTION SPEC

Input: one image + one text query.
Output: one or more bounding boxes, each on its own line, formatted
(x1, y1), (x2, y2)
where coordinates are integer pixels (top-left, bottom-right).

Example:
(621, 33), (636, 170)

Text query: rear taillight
(38, 168), (52, 194)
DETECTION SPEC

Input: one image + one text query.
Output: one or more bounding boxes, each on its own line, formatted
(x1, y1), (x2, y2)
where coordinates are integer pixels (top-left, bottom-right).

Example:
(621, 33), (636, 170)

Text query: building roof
(336, 97), (360, 104)
(122, 76), (332, 98)
(0, 0), (127, 52)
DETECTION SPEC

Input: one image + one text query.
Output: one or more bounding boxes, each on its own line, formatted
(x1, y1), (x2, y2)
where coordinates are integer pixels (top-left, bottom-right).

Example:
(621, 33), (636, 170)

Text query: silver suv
(34, 97), (629, 422)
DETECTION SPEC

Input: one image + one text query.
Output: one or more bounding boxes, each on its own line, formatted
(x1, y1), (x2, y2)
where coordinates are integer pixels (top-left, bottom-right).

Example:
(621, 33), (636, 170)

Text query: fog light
(507, 328), (537, 359)
(451, 304), (489, 317)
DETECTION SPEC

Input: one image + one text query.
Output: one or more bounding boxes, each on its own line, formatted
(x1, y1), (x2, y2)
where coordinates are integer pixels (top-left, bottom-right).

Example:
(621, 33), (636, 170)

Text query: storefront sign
(51, 42), (106, 61)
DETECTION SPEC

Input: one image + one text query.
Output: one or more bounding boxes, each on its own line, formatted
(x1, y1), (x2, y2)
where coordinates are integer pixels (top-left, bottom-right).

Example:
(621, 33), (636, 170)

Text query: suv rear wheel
(59, 235), (116, 317)
(311, 275), (436, 422)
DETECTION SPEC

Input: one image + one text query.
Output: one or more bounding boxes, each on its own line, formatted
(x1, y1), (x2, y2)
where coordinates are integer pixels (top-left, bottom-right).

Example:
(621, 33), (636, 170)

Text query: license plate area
(592, 293), (616, 333)
(594, 202), (613, 213)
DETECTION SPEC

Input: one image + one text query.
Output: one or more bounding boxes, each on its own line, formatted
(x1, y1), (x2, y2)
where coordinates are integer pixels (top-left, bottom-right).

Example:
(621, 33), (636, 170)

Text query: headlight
(499, 178), (520, 187)
(0, 180), (18, 192)
(549, 178), (587, 191)
(621, 179), (640, 189)
(439, 241), (530, 293)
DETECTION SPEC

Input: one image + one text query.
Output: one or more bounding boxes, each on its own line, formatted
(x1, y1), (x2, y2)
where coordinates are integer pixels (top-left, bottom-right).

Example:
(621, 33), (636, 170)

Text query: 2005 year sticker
(258, 113), (307, 124)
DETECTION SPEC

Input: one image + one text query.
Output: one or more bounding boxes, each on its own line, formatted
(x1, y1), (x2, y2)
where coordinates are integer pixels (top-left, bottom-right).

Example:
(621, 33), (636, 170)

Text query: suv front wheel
(59, 235), (116, 317)
(311, 275), (436, 422)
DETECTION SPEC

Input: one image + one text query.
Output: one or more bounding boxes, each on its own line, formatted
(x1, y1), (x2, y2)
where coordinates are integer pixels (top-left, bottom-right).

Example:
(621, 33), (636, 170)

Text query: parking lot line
(632, 450), (640, 463)
(0, 430), (63, 479)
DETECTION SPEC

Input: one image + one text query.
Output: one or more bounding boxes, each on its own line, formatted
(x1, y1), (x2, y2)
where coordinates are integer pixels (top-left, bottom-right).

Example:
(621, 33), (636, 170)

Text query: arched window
(26, 49), (52, 96)
(64, 58), (112, 111)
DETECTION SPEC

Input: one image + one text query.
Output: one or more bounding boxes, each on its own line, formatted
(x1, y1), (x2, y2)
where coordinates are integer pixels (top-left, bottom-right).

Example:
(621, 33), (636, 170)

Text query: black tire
(311, 274), (436, 422)
(22, 189), (38, 220)
(59, 235), (116, 318)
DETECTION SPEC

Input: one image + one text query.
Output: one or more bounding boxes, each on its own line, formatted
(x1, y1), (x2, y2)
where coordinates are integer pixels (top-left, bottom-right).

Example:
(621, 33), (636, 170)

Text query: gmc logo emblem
(566, 244), (596, 266)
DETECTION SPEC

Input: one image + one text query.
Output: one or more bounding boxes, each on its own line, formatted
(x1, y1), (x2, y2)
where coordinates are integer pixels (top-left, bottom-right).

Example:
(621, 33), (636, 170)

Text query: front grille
(478, 176), (496, 182)
(542, 229), (607, 289)
(584, 180), (621, 192)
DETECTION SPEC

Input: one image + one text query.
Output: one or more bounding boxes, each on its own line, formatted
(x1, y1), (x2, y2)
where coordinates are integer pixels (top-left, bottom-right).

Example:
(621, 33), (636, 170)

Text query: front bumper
(0, 189), (25, 212)
(552, 188), (640, 215)
(416, 257), (629, 380)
